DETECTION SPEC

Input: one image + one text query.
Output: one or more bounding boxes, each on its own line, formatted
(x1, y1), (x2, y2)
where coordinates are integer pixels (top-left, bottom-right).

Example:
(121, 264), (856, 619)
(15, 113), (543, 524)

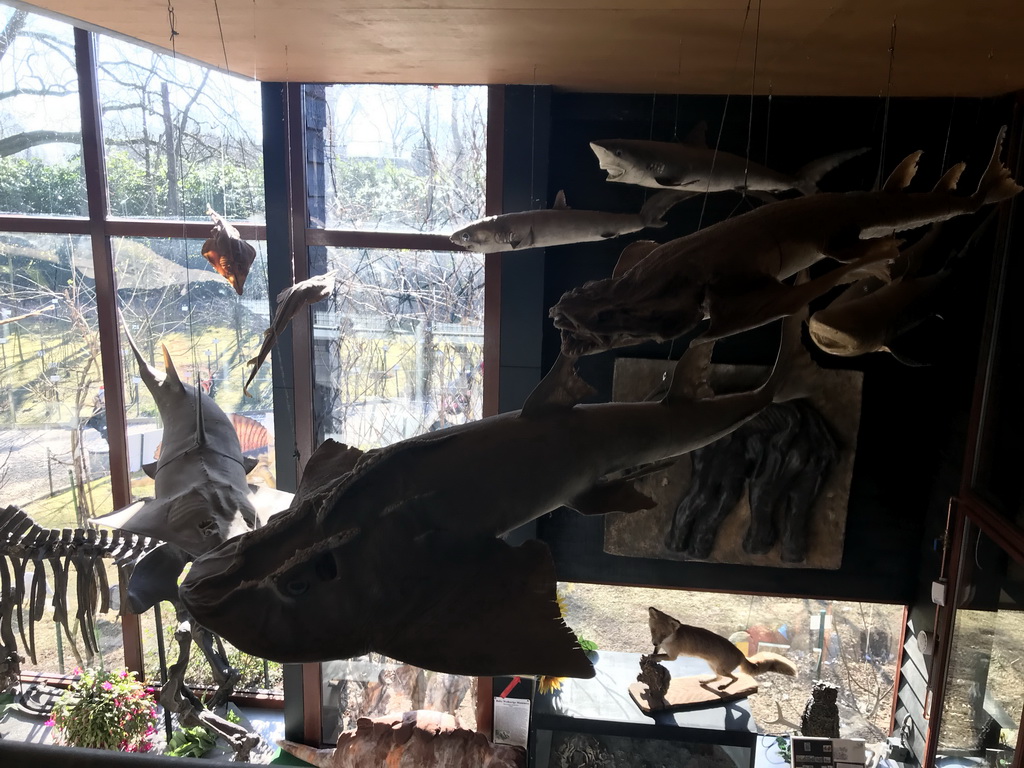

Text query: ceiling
(15, 0), (1024, 97)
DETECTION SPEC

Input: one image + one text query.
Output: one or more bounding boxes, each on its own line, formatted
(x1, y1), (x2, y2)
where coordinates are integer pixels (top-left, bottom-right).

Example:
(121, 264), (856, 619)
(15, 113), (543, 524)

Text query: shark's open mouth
(603, 166), (625, 180)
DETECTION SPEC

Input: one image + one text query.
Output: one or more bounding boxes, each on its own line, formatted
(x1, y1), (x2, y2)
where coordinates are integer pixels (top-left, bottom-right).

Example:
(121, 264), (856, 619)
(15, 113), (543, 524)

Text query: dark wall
(498, 87), (1014, 604)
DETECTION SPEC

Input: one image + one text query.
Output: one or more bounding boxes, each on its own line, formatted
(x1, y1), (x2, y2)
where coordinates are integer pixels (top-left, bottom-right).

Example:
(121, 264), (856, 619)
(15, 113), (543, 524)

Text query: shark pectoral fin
(142, 461), (157, 480)
(568, 478), (657, 515)
(90, 499), (156, 532)
(381, 534), (595, 679)
(126, 542), (192, 613)
(655, 176), (698, 188)
(521, 354), (596, 416)
(613, 240), (659, 277)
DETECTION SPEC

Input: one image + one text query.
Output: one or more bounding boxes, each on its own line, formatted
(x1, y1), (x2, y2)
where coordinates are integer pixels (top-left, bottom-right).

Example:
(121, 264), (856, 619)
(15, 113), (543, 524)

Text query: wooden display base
(629, 672), (759, 715)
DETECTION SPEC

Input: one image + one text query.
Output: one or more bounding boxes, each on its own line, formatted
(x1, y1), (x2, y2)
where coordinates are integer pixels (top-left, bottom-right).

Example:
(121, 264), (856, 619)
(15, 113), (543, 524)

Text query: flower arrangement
(48, 667), (159, 753)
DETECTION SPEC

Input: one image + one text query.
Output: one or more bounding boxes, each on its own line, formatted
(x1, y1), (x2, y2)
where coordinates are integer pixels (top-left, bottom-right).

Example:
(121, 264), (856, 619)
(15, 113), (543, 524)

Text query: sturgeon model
(449, 189), (687, 252)
(590, 121), (865, 194)
(554, 128), (1021, 356)
(179, 313), (812, 679)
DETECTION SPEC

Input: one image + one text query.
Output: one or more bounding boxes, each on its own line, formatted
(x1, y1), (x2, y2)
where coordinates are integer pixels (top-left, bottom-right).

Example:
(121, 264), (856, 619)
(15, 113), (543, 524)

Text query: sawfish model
(449, 189), (687, 252)
(554, 127), (1021, 356)
(179, 313), (812, 679)
(590, 121), (865, 195)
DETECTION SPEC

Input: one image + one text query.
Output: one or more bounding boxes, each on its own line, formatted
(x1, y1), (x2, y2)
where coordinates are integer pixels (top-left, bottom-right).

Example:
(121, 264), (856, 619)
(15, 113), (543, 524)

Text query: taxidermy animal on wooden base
(590, 121), (866, 195)
(449, 189), (688, 252)
(179, 312), (814, 679)
(278, 710), (525, 768)
(553, 127), (1021, 357)
(648, 607), (796, 691)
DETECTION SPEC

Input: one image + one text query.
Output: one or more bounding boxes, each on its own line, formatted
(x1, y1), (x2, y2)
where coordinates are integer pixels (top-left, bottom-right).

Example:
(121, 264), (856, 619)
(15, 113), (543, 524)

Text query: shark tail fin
(640, 190), (695, 227)
(974, 125), (1023, 205)
(763, 285), (817, 403)
(795, 147), (869, 194)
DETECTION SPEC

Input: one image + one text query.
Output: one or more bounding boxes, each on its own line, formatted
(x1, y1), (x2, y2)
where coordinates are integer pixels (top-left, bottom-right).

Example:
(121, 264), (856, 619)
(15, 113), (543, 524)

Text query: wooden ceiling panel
(13, 0), (1024, 96)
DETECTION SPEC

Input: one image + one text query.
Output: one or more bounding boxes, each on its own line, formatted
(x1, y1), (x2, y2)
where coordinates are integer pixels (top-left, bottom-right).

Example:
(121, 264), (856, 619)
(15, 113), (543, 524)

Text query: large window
(0, 3), (274, 687)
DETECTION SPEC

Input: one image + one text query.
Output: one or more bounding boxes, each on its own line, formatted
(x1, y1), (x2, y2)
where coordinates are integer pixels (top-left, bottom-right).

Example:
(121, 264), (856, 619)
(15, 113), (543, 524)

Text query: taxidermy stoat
(648, 606), (797, 690)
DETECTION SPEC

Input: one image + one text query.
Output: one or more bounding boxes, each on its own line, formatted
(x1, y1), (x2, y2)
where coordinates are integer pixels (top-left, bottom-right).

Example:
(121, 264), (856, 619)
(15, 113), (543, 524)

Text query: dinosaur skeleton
(0, 504), (156, 690)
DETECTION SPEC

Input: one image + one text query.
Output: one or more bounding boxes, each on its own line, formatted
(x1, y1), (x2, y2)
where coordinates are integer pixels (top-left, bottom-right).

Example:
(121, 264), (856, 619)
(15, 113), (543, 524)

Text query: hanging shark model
(553, 127), (1021, 357)
(807, 215), (993, 363)
(92, 329), (292, 559)
(590, 121), (866, 195)
(449, 189), (687, 252)
(179, 312), (813, 679)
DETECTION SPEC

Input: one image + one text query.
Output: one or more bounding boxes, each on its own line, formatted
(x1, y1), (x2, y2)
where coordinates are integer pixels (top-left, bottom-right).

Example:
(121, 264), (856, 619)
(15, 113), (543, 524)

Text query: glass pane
(312, 245), (485, 737)
(0, 231), (127, 674)
(0, 7), (86, 216)
(313, 84), (486, 233)
(312, 247), (484, 446)
(111, 236), (276, 505)
(96, 37), (264, 221)
(555, 582), (904, 744)
(936, 523), (1023, 765)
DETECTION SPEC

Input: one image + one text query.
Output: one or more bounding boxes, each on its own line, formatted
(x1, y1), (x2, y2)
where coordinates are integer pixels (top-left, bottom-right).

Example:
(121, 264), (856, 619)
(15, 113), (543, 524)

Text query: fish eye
(284, 578), (309, 597)
(614, 149), (623, 157)
(461, 232), (471, 241)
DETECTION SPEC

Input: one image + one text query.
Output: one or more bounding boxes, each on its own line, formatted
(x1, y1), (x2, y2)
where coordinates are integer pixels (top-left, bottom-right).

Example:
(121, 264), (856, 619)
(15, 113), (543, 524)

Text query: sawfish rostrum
(555, 128), (1021, 356)
(180, 314), (812, 679)
(450, 189), (687, 252)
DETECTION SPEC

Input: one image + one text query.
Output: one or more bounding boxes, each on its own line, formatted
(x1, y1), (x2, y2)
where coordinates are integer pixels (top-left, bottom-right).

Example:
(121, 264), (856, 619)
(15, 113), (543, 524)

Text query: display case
(532, 650), (756, 768)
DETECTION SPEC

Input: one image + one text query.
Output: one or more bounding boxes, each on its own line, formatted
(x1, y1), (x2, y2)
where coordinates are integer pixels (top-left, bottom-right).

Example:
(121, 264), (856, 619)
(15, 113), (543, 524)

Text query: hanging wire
(213, 0), (230, 72)
(530, 66), (538, 208)
(167, 2), (178, 55)
(763, 81), (773, 167)
(696, 0), (758, 231)
(940, 97), (957, 175)
(874, 16), (898, 190)
(742, 0), (763, 196)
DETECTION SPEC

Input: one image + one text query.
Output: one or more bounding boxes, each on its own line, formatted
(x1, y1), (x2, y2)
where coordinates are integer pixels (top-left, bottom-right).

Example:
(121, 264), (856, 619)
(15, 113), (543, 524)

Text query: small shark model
(553, 128), (1021, 356)
(450, 189), (687, 252)
(243, 271), (336, 396)
(807, 216), (992, 363)
(179, 312), (812, 679)
(590, 121), (866, 195)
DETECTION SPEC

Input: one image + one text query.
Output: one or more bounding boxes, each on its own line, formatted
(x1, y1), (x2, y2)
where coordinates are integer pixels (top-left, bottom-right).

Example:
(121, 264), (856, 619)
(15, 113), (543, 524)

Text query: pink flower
(44, 719), (55, 727)
(120, 670), (128, 679)
(101, 681), (113, 691)
(72, 667), (82, 675)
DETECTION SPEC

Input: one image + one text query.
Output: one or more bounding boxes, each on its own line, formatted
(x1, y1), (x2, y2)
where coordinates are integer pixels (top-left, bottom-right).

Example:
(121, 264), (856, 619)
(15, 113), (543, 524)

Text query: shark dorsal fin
(613, 240), (659, 278)
(932, 162), (966, 193)
(242, 456), (258, 474)
(521, 354), (596, 416)
(552, 190), (569, 210)
(683, 120), (708, 147)
(142, 461), (157, 479)
(882, 150), (922, 192)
